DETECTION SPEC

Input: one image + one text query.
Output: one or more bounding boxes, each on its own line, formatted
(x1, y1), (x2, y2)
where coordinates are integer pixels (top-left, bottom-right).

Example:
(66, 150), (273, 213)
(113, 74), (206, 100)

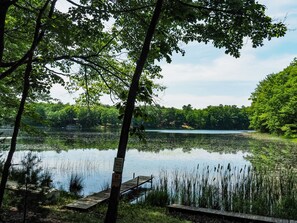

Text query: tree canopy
(249, 59), (297, 138)
(0, 0), (164, 108)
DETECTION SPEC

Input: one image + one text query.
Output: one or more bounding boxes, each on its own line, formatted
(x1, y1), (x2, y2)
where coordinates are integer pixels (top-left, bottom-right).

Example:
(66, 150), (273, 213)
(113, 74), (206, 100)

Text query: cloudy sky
(51, 1), (297, 109)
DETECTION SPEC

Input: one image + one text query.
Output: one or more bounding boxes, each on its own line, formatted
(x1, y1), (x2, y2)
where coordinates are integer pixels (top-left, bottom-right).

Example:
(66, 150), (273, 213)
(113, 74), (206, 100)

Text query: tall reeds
(146, 164), (297, 219)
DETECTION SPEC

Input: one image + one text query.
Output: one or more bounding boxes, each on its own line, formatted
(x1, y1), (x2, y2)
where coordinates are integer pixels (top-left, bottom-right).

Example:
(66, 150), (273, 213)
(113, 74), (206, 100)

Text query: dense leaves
(140, 104), (250, 130)
(112, 0), (286, 60)
(249, 59), (297, 138)
(0, 0), (163, 112)
(5, 102), (250, 130)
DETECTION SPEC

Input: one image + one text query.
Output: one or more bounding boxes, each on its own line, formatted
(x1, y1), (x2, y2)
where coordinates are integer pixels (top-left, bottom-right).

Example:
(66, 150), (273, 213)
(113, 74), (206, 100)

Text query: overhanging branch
(0, 0), (56, 80)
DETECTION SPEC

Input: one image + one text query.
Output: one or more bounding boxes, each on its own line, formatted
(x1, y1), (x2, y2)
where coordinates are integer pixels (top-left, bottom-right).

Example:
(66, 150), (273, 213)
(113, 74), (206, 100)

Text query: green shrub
(144, 190), (169, 207)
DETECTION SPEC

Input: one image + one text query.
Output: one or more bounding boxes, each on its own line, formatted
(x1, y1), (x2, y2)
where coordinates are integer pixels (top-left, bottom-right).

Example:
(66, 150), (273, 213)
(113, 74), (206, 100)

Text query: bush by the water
(144, 190), (169, 207)
(10, 152), (53, 187)
(69, 173), (84, 196)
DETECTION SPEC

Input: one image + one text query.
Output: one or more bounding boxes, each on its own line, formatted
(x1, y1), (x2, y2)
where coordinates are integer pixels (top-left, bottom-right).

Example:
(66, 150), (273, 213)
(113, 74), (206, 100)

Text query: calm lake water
(1, 129), (296, 195)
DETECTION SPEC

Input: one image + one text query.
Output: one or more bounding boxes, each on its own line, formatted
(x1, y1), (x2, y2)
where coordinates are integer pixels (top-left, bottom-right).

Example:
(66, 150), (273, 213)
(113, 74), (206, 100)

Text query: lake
(1, 129), (296, 195)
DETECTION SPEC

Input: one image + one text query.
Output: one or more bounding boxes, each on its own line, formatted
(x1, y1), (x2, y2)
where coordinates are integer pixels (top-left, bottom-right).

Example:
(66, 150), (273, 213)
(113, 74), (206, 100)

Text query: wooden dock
(65, 175), (153, 211)
(167, 204), (297, 223)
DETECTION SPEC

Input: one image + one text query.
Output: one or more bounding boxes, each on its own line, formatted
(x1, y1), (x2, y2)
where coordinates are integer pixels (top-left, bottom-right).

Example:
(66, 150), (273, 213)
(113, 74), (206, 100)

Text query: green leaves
(249, 58), (297, 138)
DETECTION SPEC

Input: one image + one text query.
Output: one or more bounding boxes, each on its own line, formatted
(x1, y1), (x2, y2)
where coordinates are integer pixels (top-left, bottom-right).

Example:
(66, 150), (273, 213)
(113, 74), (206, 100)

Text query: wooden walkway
(167, 204), (297, 223)
(65, 175), (153, 211)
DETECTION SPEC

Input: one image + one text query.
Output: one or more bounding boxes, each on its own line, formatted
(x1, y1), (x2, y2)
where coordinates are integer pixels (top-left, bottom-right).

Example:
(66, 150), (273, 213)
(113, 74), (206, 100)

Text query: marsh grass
(146, 164), (297, 219)
(140, 170), (169, 207)
(54, 158), (101, 176)
(69, 173), (84, 196)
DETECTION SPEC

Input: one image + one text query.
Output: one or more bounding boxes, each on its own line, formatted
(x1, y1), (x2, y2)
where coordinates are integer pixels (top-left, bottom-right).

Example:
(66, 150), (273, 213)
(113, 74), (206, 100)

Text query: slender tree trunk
(104, 0), (163, 222)
(0, 0), (12, 62)
(0, 57), (32, 210)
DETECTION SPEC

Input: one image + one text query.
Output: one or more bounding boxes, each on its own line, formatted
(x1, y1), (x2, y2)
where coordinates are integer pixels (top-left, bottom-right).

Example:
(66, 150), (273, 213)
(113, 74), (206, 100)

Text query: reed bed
(53, 159), (101, 177)
(146, 164), (297, 219)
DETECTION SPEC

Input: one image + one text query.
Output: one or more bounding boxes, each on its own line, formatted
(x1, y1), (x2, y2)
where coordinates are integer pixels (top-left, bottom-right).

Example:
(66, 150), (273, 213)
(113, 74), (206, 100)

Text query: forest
(0, 102), (250, 130)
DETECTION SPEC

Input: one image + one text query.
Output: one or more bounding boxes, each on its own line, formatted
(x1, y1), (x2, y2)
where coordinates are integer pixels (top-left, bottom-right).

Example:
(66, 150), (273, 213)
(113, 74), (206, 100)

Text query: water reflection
(2, 130), (297, 195)
(147, 129), (254, 134)
(9, 148), (248, 195)
(246, 140), (297, 169)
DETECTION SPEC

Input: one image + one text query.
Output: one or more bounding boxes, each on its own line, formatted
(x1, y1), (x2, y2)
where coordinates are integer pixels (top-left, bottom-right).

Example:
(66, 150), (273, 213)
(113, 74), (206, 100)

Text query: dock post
(150, 174), (153, 189)
(137, 176), (139, 187)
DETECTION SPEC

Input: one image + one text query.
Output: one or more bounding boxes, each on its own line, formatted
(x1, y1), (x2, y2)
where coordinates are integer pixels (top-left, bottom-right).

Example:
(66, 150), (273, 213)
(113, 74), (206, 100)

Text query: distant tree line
(142, 104), (250, 130)
(249, 59), (297, 138)
(0, 102), (250, 130)
(21, 103), (121, 129)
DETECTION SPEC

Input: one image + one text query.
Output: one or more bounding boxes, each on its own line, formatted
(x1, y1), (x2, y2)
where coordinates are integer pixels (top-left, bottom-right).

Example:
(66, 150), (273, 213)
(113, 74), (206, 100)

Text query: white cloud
(156, 93), (251, 109)
(159, 53), (293, 85)
(50, 84), (80, 104)
(55, 0), (72, 13)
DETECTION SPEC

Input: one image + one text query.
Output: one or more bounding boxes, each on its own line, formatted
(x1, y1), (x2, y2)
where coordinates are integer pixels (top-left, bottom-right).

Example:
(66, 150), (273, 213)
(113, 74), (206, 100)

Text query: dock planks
(167, 204), (297, 223)
(65, 175), (152, 211)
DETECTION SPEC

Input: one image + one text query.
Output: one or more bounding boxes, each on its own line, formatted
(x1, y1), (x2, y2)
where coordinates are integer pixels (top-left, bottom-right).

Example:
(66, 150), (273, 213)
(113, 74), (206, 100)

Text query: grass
(2, 201), (191, 223)
(146, 164), (297, 220)
(1, 185), (190, 223)
(116, 203), (190, 223)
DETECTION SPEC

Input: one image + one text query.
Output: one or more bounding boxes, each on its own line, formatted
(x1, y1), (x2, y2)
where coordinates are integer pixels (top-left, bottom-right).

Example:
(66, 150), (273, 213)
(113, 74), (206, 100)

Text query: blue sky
(51, 0), (297, 109)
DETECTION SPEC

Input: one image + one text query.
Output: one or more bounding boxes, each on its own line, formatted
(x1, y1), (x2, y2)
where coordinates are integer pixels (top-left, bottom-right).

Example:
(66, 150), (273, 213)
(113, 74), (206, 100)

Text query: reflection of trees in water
(13, 132), (256, 153)
(137, 133), (254, 153)
(246, 140), (297, 169)
(11, 131), (297, 170)
(13, 132), (227, 151)
(17, 131), (121, 151)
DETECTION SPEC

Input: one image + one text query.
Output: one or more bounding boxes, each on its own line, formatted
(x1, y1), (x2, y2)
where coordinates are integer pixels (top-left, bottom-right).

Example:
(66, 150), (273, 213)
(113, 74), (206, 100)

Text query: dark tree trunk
(0, 0), (12, 62)
(104, 0), (164, 222)
(0, 57), (32, 210)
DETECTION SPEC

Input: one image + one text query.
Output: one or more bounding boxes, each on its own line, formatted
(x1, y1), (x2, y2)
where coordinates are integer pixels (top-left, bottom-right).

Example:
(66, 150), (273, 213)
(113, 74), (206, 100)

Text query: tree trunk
(0, 58), (32, 210)
(0, 0), (12, 62)
(104, 0), (164, 222)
